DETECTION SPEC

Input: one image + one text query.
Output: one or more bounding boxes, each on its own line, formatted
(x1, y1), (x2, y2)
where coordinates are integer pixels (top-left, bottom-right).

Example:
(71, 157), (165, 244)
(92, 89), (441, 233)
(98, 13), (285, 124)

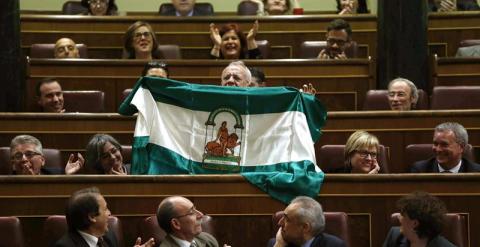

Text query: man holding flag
(119, 61), (326, 204)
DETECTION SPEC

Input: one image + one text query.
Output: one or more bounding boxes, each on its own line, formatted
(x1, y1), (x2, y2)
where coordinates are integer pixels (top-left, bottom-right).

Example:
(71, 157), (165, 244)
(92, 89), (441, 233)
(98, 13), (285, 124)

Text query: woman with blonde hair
(343, 130), (380, 174)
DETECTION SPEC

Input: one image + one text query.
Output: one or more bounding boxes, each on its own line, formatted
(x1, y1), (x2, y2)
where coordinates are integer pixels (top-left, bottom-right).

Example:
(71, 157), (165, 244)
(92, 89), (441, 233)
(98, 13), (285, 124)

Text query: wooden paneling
(1, 110), (480, 173)
(431, 56), (480, 89)
(27, 59), (374, 112)
(0, 175), (478, 247)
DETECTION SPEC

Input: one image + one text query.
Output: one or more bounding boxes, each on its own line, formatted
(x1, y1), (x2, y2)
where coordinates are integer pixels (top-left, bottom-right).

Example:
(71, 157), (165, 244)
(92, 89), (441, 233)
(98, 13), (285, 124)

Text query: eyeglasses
(11, 151), (42, 161)
(326, 38), (348, 47)
(355, 150), (377, 159)
(174, 206), (201, 218)
(134, 32), (152, 39)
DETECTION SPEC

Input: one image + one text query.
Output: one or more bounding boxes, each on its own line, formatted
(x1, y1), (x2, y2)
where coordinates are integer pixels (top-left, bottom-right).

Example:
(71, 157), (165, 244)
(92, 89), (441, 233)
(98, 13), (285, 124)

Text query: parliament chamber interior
(1, 0), (480, 246)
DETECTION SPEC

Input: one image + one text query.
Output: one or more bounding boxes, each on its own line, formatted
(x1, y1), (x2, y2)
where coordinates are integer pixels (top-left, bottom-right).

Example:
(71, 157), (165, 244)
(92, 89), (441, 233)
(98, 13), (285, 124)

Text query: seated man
(387, 77), (419, 111)
(248, 67), (266, 87)
(142, 61), (169, 78)
(156, 196), (223, 247)
(162, 0), (211, 16)
(55, 187), (154, 247)
(410, 122), (480, 173)
(456, 44), (480, 57)
(428, 0), (480, 12)
(268, 196), (346, 247)
(36, 78), (65, 113)
(54, 38), (80, 59)
(317, 19), (352, 60)
(10, 135), (83, 175)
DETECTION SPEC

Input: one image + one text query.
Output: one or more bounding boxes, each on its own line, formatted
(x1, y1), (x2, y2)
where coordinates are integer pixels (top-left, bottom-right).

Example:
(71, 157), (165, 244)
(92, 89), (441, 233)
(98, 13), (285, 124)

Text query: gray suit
(159, 232), (218, 247)
(455, 45), (480, 57)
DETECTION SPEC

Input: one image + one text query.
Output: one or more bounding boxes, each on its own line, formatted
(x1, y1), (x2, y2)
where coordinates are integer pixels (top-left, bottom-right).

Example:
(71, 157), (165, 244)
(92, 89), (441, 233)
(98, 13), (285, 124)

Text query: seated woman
(336, 0), (369, 15)
(209, 21), (262, 59)
(85, 134), (129, 175)
(342, 130), (380, 174)
(383, 191), (456, 247)
(80, 0), (118, 16)
(122, 21), (159, 60)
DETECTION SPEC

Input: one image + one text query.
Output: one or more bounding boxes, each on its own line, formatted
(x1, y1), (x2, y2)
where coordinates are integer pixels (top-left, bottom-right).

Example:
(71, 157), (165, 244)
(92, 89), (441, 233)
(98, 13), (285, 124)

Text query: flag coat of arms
(119, 77), (327, 203)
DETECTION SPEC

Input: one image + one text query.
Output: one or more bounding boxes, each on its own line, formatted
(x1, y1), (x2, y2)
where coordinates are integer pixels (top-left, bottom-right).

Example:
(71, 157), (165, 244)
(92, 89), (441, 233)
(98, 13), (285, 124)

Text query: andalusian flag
(119, 77), (327, 204)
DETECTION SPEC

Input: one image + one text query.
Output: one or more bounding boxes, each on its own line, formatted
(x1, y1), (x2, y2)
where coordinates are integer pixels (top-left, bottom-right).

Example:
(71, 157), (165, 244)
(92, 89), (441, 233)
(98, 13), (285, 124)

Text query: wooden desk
(20, 14), (376, 59)
(431, 55), (480, 89)
(27, 58), (374, 112)
(1, 110), (480, 173)
(0, 174), (478, 247)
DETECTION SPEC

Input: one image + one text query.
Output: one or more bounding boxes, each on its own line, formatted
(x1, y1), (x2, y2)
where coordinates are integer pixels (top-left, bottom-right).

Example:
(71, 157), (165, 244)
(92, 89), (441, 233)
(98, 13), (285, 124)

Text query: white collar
(438, 159), (462, 173)
(175, 9), (194, 17)
(78, 230), (99, 247)
(170, 234), (195, 247)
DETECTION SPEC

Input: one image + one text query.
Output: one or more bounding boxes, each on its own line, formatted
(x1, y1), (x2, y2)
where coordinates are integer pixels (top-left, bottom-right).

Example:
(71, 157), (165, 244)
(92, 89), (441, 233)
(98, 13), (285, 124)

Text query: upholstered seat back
(0, 216), (25, 247)
(272, 211), (350, 247)
(318, 144), (390, 173)
(63, 90), (105, 113)
(362, 89), (429, 110)
(237, 1), (259, 15)
(159, 3), (214, 16)
(30, 43), (88, 58)
(390, 213), (467, 247)
(42, 215), (124, 247)
(431, 86), (480, 109)
(62, 1), (87, 15)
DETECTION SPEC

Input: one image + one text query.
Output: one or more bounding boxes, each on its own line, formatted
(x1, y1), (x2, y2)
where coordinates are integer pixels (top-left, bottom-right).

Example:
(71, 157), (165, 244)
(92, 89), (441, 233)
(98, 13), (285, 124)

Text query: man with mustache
(410, 122), (480, 173)
(317, 19), (352, 60)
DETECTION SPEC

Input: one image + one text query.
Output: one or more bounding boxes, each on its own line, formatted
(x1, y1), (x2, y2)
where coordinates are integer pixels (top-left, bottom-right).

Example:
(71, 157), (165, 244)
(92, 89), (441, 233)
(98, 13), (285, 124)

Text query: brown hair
(123, 21), (159, 59)
(218, 23), (248, 59)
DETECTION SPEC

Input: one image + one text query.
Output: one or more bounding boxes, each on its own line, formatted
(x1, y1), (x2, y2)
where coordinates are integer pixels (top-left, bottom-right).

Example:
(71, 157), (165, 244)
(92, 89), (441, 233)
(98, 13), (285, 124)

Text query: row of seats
(23, 85), (480, 114)
(1, 143), (474, 174)
(61, 1), (295, 16)
(0, 212), (467, 247)
(28, 40), (359, 60)
(364, 86), (480, 110)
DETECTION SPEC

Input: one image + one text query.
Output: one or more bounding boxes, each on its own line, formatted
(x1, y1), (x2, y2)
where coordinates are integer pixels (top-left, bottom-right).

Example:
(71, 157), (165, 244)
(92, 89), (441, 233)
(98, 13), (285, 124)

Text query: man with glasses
(156, 196), (222, 247)
(317, 19), (352, 60)
(10, 135), (84, 175)
(268, 196), (346, 247)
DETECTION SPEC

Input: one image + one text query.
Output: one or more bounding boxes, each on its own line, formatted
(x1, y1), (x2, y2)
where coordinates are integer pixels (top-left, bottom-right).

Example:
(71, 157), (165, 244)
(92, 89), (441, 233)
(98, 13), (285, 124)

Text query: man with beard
(317, 19), (352, 60)
(410, 122), (480, 173)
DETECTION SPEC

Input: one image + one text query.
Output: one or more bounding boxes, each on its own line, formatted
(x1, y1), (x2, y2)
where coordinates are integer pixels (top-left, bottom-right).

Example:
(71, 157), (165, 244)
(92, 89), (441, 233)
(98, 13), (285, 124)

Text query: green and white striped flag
(119, 77), (327, 203)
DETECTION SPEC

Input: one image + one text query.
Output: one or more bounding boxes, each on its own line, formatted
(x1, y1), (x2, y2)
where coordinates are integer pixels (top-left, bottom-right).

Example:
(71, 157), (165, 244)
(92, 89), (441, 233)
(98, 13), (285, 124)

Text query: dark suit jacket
(267, 233), (346, 247)
(160, 6), (212, 16)
(159, 232), (218, 247)
(410, 157), (480, 173)
(54, 230), (118, 247)
(382, 227), (456, 247)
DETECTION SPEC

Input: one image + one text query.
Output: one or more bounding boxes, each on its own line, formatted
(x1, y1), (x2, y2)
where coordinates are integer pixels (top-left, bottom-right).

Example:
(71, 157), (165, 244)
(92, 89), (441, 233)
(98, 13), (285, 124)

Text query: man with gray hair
(387, 77), (419, 111)
(220, 61), (252, 87)
(10, 134), (84, 175)
(410, 122), (480, 173)
(268, 196), (346, 247)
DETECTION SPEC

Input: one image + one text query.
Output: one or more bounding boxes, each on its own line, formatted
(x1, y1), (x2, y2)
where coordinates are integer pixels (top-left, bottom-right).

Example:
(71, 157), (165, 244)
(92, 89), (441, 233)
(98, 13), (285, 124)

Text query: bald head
(54, 38), (80, 59)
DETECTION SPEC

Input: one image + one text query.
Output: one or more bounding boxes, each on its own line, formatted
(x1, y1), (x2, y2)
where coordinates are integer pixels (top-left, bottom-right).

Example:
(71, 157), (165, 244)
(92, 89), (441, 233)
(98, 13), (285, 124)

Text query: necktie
(97, 237), (108, 247)
(190, 240), (197, 247)
(441, 170), (452, 173)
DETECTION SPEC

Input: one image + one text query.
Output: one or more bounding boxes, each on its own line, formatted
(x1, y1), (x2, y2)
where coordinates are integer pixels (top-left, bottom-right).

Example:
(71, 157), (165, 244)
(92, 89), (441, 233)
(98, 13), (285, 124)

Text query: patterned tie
(190, 240), (198, 247)
(97, 237), (108, 247)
